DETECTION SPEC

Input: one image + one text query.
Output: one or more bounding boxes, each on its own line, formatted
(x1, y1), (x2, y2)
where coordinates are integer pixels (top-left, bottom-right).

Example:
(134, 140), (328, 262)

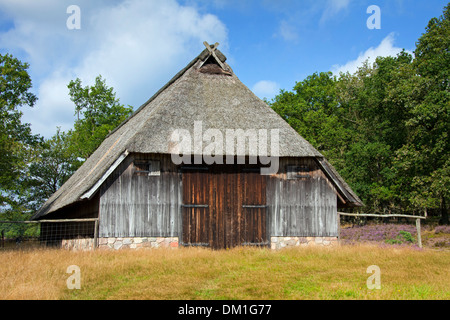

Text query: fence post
(94, 219), (99, 250)
(337, 212), (341, 243)
(416, 218), (422, 248)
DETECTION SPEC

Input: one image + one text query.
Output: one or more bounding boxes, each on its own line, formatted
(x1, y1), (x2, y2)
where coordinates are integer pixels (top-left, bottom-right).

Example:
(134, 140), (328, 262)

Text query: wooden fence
(338, 212), (426, 248)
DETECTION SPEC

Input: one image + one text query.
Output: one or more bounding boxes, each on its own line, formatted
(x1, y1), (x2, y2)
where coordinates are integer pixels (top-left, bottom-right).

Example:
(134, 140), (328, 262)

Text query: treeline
(270, 4), (449, 223)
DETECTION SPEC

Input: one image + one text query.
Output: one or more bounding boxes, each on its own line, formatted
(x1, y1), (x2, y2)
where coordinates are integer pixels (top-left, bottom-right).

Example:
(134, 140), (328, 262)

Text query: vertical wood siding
(182, 165), (267, 249)
(267, 158), (338, 237)
(99, 154), (338, 243)
(99, 153), (182, 237)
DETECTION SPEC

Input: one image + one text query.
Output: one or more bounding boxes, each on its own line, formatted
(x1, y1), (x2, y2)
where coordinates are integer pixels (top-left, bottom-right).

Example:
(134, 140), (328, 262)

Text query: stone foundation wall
(61, 236), (337, 250)
(61, 238), (95, 251)
(270, 236), (338, 250)
(98, 237), (179, 250)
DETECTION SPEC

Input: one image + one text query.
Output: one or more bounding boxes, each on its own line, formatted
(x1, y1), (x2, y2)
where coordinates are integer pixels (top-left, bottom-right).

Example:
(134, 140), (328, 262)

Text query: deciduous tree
(0, 53), (40, 213)
(66, 75), (133, 164)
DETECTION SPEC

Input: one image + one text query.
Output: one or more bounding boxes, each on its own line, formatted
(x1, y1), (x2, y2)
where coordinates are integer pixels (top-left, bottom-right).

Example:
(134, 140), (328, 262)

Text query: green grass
(1, 244), (449, 300)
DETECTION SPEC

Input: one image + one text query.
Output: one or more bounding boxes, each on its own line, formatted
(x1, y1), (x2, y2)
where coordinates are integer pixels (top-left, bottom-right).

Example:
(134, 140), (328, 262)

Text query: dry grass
(1, 245), (449, 300)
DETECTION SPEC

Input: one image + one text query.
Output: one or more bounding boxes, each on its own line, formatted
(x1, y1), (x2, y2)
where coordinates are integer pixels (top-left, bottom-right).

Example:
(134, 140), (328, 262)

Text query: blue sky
(0, 0), (448, 138)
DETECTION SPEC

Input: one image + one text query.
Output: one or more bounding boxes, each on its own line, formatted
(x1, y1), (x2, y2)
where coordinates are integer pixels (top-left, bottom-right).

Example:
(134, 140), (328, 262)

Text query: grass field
(1, 244), (449, 300)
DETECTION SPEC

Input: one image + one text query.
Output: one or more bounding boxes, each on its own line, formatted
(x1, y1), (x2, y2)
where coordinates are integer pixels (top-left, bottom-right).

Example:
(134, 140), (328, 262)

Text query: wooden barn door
(240, 168), (268, 247)
(182, 165), (267, 249)
(181, 168), (210, 247)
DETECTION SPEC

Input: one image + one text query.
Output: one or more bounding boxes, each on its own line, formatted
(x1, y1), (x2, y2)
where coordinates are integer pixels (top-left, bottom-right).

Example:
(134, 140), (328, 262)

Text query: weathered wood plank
(267, 158), (338, 237)
(99, 153), (182, 238)
(338, 212), (426, 219)
(181, 163), (267, 249)
(99, 155), (340, 243)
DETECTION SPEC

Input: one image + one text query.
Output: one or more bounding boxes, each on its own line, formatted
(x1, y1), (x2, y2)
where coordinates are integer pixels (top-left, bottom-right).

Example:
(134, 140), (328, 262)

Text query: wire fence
(0, 218), (99, 251)
(1, 214), (429, 250)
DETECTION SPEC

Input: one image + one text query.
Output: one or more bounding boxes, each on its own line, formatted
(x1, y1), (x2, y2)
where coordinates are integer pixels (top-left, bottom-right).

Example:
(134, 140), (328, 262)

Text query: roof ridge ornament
(201, 41), (226, 71)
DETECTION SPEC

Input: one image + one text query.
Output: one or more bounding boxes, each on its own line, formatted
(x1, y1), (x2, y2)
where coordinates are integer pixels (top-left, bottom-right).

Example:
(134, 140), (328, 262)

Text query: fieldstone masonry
(98, 237), (179, 250)
(61, 238), (95, 251)
(270, 236), (338, 250)
(61, 236), (337, 251)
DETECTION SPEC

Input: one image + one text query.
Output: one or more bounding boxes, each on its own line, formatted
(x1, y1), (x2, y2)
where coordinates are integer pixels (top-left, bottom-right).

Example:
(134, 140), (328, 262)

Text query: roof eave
(315, 157), (364, 207)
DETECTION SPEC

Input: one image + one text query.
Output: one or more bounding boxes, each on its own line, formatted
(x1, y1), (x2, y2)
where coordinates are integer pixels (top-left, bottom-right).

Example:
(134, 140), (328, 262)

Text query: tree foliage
(25, 75), (133, 208)
(395, 4), (450, 222)
(23, 128), (77, 212)
(0, 53), (40, 213)
(67, 75), (133, 163)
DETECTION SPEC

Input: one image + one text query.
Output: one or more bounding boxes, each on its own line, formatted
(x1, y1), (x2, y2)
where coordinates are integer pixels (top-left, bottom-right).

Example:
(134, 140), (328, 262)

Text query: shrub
(341, 224), (418, 246)
(434, 225), (450, 234)
(399, 230), (415, 243)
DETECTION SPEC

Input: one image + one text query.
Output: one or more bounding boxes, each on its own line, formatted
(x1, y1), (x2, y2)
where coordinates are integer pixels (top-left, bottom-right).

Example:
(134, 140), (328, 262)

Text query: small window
(134, 160), (161, 176)
(287, 165), (310, 180)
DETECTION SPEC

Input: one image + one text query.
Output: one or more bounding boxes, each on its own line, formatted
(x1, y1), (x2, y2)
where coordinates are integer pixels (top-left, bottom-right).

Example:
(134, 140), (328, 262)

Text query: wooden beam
(80, 150), (129, 200)
(316, 159), (355, 204)
(338, 212), (426, 220)
(202, 41), (226, 70)
(94, 219), (99, 250)
(416, 218), (422, 248)
(0, 218), (99, 224)
(337, 212), (341, 241)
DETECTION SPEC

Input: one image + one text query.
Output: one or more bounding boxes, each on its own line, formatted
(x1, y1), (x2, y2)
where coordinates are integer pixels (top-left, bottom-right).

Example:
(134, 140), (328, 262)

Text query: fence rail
(338, 212), (426, 248)
(0, 218), (99, 250)
(338, 213), (426, 220)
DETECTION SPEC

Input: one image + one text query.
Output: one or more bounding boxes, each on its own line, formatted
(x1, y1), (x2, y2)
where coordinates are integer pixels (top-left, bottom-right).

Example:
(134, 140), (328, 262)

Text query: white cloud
(331, 33), (412, 75)
(277, 20), (299, 42)
(320, 0), (351, 23)
(23, 71), (75, 135)
(252, 80), (280, 100)
(0, 0), (228, 138)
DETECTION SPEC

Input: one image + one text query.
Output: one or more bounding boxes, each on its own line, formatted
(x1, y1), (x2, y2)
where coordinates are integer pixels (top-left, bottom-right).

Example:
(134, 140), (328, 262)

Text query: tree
(270, 72), (351, 166)
(66, 75), (133, 164)
(270, 57), (414, 215)
(0, 53), (40, 211)
(394, 4), (450, 223)
(23, 128), (77, 212)
(335, 52), (414, 214)
(23, 76), (134, 210)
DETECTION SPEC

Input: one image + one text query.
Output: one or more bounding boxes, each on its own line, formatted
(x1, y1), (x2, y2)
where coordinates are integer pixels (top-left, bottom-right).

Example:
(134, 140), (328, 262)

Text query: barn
(32, 42), (362, 250)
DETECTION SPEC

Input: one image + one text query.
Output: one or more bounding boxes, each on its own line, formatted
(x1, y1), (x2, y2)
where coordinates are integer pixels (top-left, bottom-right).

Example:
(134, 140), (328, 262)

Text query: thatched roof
(33, 44), (361, 219)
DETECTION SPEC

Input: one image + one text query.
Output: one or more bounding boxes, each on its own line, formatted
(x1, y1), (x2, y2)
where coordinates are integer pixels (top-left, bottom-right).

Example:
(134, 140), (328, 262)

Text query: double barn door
(182, 165), (267, 249)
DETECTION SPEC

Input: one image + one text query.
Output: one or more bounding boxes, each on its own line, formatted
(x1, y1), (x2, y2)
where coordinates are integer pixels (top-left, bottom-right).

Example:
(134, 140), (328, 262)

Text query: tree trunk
(439, 196), (449, 225)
